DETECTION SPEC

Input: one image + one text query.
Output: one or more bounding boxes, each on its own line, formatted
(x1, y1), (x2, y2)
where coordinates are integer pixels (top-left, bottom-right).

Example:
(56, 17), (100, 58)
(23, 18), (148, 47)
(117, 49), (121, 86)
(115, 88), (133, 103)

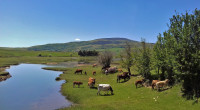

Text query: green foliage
(153, 9), (200, 99)
(135, 39), (151, 79)
(120, 42), (133, 75)
(152, 34), (167, 80)
(78, 50), (99, 56)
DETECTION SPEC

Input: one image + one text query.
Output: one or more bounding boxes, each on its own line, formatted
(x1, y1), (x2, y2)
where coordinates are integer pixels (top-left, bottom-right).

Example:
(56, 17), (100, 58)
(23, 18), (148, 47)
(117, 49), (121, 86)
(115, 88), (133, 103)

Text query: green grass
(0, 71), (9, 75)
(0, 48), (78, 57)
(0, 57), (73, 67)
(42, 67), (70, 71)
(42, 66), (200, 110)
(1, 48), (199, 110)
(0, 48), (98, 68)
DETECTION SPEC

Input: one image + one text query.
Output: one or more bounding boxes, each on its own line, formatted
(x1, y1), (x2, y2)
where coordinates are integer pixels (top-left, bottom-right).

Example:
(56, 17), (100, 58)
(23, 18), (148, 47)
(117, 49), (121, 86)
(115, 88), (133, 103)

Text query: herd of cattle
(72, 64), (170, 96)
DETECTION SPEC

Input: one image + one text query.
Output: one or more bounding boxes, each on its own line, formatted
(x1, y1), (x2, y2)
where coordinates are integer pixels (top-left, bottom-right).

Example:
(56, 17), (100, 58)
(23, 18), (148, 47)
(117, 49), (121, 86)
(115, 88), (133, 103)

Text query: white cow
(97, 84), (114, 95)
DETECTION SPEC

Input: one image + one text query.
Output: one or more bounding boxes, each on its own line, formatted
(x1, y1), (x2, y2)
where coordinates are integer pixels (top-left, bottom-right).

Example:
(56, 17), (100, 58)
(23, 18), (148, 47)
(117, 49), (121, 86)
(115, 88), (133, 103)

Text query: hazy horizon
(1, 0), (199, 47)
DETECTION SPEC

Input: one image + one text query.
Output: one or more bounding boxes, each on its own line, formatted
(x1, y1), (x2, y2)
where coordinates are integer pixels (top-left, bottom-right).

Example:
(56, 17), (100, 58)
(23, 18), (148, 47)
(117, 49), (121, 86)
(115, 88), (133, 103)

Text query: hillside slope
(27, 38), (154, 52)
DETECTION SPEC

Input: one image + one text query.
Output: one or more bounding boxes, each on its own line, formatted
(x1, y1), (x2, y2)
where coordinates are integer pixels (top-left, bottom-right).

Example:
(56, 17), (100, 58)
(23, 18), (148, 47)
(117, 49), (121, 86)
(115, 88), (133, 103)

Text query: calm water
(0, 64), (72, 110)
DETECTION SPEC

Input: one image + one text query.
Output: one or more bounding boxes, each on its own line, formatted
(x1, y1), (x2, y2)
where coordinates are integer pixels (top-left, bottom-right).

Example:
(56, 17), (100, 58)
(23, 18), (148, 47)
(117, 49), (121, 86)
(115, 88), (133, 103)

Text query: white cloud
(75, 38), (80, 41)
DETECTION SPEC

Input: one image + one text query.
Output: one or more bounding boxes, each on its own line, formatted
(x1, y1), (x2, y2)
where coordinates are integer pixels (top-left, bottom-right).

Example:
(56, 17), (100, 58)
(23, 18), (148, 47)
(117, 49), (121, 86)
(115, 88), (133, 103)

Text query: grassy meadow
(43, 66), (200, 110)
(1, 48), (200, 110)
(0, 48), (78, 57)
(0, 48), (95, 67)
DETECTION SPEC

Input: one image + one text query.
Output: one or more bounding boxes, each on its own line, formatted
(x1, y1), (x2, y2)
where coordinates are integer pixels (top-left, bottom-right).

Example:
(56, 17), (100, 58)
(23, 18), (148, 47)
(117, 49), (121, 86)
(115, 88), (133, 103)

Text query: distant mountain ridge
(27, 38), (154, 52)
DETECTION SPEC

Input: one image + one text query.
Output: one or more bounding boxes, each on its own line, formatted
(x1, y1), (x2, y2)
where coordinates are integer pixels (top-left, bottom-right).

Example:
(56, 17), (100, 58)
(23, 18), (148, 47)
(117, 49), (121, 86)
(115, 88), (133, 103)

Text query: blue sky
(0, 0), (199, 47)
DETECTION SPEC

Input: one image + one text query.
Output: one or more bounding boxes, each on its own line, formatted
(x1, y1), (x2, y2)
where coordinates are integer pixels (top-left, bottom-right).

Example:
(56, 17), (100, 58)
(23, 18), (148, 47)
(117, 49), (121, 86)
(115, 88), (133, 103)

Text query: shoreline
(0, 66), (12, 82)
(0, 63), (74, 109)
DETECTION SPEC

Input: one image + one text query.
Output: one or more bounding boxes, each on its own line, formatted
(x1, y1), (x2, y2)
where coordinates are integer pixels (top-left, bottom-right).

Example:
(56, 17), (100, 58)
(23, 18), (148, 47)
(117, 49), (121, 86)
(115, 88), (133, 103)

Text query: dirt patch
(0, 72), (12, 82)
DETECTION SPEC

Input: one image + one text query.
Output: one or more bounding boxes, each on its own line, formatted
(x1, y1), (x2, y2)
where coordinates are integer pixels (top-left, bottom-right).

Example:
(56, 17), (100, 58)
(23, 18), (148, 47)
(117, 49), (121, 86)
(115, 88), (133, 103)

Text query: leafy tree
(78, 50), (99, 56)
(98, 51), (113, 69)
(152, 34), (166, 80)
(120, 42), (133, 75)
(135, 39), (151, 79)
(154, 9), (200, 99)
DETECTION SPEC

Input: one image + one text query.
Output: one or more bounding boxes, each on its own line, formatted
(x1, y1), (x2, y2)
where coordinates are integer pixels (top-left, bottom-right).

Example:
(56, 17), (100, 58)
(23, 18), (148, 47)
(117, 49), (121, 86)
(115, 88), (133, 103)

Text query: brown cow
(74, 69), (83, 74)
(73, 81), (83, 88)
(135, 79), (145, 88)
(151, 80), (160, 89)
(156, 79), (169, 91)
(88, 77), (96, 88)
(117, 69), (123, 73)
(92, 64), (97, 67)
(92, 71), (96, 75)
(117, 72), (130, 83)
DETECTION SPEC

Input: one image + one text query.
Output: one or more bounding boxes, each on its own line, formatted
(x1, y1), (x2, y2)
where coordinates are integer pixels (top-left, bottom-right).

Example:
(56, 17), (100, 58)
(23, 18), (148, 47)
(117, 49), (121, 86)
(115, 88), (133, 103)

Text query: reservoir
(0, 64), (71, 110)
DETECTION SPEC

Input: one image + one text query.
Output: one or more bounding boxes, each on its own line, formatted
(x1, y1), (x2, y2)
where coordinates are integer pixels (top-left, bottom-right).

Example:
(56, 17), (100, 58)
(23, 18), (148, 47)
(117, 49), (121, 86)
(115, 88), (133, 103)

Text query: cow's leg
(156, 84), (159, 91)
(97, 90), (100, 95)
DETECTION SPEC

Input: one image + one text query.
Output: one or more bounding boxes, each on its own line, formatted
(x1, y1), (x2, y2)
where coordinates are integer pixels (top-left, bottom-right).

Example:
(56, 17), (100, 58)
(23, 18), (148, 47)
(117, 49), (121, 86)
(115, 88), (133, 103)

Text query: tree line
(78, 50), (99, 56)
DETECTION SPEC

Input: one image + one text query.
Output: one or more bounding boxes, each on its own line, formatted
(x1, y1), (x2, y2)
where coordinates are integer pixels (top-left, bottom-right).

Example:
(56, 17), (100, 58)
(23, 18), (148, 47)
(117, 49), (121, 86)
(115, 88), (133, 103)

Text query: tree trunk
(128, 67), (131, 75)
(160, 66), (165, 80)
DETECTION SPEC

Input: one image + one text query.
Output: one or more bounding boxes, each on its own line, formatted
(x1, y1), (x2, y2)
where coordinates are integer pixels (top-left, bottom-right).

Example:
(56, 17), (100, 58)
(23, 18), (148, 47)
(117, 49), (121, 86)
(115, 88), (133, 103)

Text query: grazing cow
(135, 79), (145, 88)
(107, 66), (117, 73)
(151, 80), (160, 89)
(97, 84), (113, 95)
(88, 77), (96, 88)
(74, 69), (83, 74)
(92, 71), (96, 75)
(156, 79), (169, 91)
(117, 69), (123, 73)
(73, 81), (83, 88)
(143, 79), (150, 87)
(117, 72), (130, 83)
(92, 64), (97, 67)
(101, 66), (110, 71)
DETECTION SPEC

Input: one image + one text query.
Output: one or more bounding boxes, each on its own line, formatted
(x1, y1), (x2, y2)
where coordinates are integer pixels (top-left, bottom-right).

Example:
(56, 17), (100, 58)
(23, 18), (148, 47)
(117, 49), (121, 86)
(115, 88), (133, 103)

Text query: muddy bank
(0, 71), (12, 81)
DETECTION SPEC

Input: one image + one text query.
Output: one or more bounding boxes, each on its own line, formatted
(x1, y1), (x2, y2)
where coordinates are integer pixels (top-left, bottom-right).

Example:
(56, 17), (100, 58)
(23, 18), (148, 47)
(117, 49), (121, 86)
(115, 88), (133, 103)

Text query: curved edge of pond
(1, 63), (74, 110)
(42, 68), (76, 109)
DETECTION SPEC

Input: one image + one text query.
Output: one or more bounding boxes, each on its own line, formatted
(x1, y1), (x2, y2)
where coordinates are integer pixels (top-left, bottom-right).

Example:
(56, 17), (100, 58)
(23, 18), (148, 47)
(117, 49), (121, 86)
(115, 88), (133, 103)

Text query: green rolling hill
(27, 38), (154, 52)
